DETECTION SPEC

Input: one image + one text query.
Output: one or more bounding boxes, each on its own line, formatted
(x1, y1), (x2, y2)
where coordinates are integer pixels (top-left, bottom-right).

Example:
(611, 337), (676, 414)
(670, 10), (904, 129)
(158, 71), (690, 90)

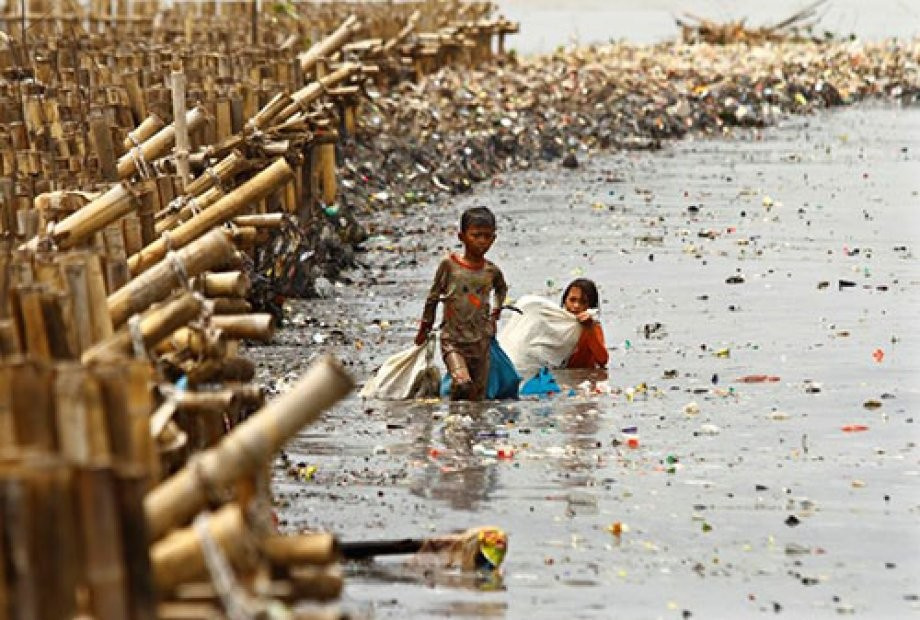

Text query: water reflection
(408, 401), (510, 510)
(347, 559), (506, 594)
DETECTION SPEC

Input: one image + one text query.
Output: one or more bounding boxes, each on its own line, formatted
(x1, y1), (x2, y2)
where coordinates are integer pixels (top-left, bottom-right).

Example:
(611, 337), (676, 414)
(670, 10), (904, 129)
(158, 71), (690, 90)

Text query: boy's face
(458, 225), (496, 259)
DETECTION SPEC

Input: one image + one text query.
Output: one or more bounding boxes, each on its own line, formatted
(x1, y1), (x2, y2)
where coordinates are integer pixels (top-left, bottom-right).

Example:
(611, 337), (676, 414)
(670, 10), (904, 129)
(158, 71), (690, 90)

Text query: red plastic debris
(735, 375), (781, 383)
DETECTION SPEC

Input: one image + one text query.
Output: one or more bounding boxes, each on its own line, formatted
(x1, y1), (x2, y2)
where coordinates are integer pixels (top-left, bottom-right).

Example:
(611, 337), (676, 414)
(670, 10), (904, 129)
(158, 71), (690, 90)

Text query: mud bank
(256, 102), (919, 619)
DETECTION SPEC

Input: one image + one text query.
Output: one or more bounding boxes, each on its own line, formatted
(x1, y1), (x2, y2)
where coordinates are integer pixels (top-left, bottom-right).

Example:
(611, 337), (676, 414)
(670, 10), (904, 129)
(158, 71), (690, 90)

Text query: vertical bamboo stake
(171, 64), (191, 191)
(76, 466), (131, 619)
(91, 114), (120, 181)
(319, 142), (336, 205)
(55, 364), (111, 464)
(115, 466), (158, 620)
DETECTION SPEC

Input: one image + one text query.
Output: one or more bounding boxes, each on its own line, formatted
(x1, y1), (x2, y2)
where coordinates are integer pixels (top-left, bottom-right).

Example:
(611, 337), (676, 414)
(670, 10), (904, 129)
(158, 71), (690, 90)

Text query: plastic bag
(360, 336), (441, 400)
(440, 338), (522, 400)
(520, 367), (561, 397)
(497, 295), (582, 372)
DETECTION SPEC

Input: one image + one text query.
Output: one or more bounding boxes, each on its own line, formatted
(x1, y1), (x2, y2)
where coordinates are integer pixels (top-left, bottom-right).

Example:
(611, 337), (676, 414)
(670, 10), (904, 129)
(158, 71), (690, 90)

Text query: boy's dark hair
(460, 206), (496, 231)
(561, 278), (600, 309)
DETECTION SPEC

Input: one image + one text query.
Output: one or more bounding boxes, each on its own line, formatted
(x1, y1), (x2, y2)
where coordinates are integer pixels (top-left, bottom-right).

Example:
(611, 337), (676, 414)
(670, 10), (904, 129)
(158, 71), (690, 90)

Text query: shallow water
(265, 103), (920, 618)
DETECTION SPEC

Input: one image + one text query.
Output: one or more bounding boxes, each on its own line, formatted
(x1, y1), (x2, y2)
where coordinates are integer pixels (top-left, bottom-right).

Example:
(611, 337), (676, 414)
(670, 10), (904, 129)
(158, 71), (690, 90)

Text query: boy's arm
(415, 259), (449, 345)
(490, 265), (509, 321)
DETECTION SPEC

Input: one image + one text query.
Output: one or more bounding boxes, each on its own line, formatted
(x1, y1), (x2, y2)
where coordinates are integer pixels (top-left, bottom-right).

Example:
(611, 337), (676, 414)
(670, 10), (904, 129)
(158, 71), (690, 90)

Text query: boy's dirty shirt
(421, 254), (507, 345)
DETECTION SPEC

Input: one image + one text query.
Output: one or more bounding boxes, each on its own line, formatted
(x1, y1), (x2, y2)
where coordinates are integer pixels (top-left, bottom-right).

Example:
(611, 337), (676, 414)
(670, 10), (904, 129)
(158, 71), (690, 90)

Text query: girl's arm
(587, 323), (609, 367)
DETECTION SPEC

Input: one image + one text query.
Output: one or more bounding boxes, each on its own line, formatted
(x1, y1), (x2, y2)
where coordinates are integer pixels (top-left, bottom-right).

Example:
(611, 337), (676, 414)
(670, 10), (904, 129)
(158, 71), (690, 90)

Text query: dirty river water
(256, 103), (920, 619)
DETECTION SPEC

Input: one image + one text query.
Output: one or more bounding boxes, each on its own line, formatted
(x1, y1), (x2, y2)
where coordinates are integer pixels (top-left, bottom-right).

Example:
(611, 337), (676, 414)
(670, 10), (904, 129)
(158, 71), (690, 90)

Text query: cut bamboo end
(232, 213), (285, 229)
(200, 271), (250, 298)
(263, 533), (340, 567)
(210, 313), (274, 342)
(150, 503), (255, 592)
(123, 114), (165, 151)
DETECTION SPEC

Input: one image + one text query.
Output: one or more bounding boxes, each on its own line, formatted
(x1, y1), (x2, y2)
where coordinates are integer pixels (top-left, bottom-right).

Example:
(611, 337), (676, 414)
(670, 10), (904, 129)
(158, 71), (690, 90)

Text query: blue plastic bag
(519, 367), (560, 397)
(440, 338), (521, 400)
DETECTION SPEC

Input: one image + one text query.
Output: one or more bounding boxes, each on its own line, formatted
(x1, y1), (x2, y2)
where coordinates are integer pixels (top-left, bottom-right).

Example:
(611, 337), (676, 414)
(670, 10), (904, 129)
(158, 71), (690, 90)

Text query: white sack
(497, 295), (582, 372)
(360, 336), (440, 400)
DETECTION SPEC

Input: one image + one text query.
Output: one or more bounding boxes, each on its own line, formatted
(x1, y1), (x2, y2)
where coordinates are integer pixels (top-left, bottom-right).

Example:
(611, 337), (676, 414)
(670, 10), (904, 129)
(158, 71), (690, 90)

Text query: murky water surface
(261, 104), (920, 618)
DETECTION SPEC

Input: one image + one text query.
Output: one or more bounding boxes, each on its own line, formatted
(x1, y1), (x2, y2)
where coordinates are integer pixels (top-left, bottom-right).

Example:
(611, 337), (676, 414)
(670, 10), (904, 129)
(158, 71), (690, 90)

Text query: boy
(415, 206), (507, 401)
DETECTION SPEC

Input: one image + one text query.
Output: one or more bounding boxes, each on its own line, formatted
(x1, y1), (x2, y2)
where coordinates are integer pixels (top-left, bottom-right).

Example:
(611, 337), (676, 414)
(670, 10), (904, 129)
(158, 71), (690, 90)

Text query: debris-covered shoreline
(336, 38), (919, 236)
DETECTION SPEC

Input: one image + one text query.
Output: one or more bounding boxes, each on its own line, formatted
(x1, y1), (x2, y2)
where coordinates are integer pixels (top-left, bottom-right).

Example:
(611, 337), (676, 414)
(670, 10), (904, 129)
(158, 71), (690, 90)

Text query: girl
(561, 278), (609, 369)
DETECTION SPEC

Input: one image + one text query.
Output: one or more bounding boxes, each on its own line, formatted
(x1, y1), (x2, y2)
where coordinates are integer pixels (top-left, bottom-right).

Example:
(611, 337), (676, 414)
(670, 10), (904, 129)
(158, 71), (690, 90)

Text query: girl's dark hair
(460, 206), (496, 231)
(561, 278), (600, 309)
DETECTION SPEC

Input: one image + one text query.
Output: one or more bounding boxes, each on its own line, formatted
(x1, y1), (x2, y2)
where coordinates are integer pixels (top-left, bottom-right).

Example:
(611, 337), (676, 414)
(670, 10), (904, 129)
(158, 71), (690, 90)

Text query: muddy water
(262, 103), (920, 619)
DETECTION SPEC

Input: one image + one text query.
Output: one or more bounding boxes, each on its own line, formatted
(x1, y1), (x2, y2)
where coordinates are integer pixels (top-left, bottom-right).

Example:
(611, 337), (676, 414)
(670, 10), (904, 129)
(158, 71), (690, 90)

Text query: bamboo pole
(210, 313), (274, 342)
(276, 63), (361, 126)
(232, 213), (285, 229)
(200, 270), (250, 298)
(182, 150), (247, 198)
(82, 292), (204, 363)
(150, 502), (256, 591)
(171, 66), (191, 190)
(20, 182), (136, 251)
(128, 157), (293, 276)
(262, 533), (340, 566)
(288, 565), (344, 602)
(108, 229), (234, 327)
(173, 390), (239, 416)
(144, 355), (353, 540)
(298, 15), (360, 75)
(54, 364), (111, 463)
(76, 466), (131, 619)
(154, 186), (224, 235)
(318, 143), (336, 205)
(116, 106), (207, 180)
(381, 9), (420, 54)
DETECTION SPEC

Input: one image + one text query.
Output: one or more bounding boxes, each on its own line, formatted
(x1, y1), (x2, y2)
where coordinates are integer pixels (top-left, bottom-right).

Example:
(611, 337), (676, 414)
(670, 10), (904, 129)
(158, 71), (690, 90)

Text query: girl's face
(564, 286), (589, 314)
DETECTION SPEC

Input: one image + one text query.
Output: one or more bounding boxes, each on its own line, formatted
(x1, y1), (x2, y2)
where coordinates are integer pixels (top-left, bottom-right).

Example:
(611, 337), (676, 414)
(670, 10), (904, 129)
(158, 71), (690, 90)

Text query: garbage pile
(339, 36), (919, 217)
(675, 0), (833, 44)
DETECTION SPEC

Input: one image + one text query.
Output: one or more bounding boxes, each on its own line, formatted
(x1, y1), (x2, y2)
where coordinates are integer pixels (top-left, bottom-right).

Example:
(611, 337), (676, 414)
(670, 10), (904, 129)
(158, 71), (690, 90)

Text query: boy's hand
(414, 322), (431, 346)
(451, 366), (472, 384)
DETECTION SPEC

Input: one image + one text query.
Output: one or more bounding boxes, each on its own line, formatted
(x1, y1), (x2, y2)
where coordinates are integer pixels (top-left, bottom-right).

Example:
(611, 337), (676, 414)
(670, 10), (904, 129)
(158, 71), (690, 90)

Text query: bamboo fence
(0, 0), (515, 616)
